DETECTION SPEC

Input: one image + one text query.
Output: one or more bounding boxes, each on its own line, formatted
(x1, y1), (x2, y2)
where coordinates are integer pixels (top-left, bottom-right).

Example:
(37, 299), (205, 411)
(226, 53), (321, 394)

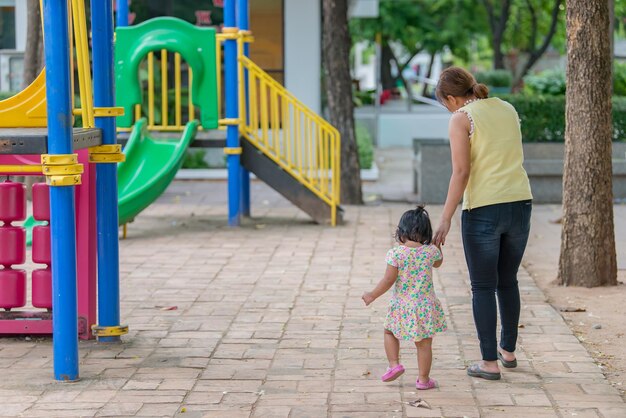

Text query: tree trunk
(322, 0), (363, 205)
(421, 51), (436, 97)
(23, 0), (43, 87)
(558, 0), (617, 287)
(381, 42), (395, 90)
(492, 35), (506, 70)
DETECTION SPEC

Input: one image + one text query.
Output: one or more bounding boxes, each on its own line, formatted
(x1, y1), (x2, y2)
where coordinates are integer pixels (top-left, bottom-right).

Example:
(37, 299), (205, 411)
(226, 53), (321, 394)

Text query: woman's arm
(362, 265), (398, 306)
(433, 112), (471, 246)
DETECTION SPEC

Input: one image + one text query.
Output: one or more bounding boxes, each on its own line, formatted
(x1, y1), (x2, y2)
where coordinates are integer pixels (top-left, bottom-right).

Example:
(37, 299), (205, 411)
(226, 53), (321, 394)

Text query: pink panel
(32, 183), (50, 221)
(75, 149), (97, 340)
(0, 319), (52, 335)
(32, 268), (52, 309)
(0, 269), (27, 309)
(0, 227), (26, 266)
(32, 226), (51, 265)
(0, 181), (26, 224)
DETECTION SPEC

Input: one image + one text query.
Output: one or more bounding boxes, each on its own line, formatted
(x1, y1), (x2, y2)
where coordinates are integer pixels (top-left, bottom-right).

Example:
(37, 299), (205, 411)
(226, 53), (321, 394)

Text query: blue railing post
(225, 0), (241, 226)
(116, 0), (129, 27)
(91, 0), (122, 342)
(42, 0), (79, 381)
(238, 0), (251, 217)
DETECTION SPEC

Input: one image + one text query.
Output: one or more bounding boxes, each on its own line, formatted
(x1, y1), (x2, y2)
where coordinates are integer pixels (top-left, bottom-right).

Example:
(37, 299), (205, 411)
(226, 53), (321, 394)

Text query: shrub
(614, 62), (626, 96)
(497, 94), (626, 142)
(525, 66), (626, 97)
(523, 69), (567, 96)
(0, 91), (16, 101)
(182, 149), (210, 169)
(476, 70), (513, 88)
(355, 122), (374, 169)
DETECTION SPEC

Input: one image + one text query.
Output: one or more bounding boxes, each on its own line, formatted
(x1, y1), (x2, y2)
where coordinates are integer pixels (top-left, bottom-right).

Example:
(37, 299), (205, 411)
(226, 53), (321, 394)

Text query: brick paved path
(1, 182), (625, 417)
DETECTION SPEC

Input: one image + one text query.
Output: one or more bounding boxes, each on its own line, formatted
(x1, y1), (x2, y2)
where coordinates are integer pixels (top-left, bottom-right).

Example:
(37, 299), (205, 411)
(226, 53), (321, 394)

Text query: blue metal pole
(116, 0), (128, 27)
(225, 0), (241, 226)
(238, 0), (251, 217)
(42, 0), (79, 381)
(91, 0), (122, 342)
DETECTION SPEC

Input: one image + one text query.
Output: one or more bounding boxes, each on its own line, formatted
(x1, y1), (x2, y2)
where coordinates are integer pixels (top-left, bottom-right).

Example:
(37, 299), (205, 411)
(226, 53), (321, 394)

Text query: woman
(432, 67), (533, 381)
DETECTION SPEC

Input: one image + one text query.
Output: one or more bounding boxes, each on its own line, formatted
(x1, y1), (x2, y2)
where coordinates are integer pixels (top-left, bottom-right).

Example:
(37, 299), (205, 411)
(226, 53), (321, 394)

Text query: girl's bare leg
(384, 330), (400, 367)
(415, 338), (433, 383)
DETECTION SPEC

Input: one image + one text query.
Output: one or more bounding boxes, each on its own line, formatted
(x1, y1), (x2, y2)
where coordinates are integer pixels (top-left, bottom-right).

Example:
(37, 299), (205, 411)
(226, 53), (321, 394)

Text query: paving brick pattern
(1, 181), (624, 417)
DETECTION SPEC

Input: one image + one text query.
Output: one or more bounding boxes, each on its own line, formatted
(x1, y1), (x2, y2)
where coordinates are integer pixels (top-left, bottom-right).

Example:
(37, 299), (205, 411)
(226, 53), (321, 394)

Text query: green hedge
(476, 70), (513, 88)
(497, 94), (626, 142)
(0, 91), (16, 101)
(356, 122), (374, 169)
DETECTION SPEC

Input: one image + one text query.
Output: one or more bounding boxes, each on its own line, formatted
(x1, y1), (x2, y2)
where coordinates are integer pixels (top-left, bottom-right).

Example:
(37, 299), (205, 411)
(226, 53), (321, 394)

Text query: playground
(0, 0), (625, 416)
(0, 179), (623, 417)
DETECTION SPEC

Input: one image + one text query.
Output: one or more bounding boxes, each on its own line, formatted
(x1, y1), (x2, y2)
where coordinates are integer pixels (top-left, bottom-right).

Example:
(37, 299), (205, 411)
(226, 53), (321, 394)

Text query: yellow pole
(295, 108), (302, 176)
(216, 41), (222, 121)
(175, 53), (182, 128)
(70, 0), (88, 126)
(283, 95), (291, 167)
(148, 52), (155, 126)
(250, 71), (258, 138)
(188, 68), (195, 121)
(161, 49), (168, 128)
(260, 79), (268, 148)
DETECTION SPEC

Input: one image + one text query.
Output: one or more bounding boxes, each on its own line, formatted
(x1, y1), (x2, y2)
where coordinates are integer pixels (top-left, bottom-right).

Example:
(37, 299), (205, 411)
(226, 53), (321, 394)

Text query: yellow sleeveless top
(458, 98), (532, 210)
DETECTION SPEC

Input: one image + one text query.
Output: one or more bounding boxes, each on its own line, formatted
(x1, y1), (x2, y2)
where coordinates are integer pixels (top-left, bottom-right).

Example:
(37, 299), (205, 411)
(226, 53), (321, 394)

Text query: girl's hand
(434, 218), (451, 246)
(362, 291), (375, 306)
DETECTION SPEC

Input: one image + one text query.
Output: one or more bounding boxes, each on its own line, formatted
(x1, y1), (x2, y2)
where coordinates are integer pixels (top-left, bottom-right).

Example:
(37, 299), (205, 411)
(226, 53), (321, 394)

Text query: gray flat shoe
(497, 351), (518, 368)
(467, 363), (501, 380)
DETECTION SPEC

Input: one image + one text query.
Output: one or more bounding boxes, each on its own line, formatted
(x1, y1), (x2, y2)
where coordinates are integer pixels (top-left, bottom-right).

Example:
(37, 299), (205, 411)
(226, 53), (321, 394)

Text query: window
(0, 6), (16, 50)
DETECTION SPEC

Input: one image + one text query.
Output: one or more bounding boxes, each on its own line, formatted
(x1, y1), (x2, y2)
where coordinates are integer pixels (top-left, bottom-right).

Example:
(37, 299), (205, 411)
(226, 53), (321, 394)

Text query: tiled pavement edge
(0, 182), (624, 418)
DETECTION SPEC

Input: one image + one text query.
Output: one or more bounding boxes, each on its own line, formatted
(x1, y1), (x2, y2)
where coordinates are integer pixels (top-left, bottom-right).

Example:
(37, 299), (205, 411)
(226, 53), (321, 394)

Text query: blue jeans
(461, 200), (532, 361)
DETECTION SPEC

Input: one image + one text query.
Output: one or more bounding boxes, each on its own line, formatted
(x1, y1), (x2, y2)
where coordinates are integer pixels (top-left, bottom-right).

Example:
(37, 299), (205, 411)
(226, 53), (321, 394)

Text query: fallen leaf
(180, 407), (186, 413)
(406, 398), (431, 409)
(518, 324), (525, 328)
(550, 217), (563, 224)
(559, 306), (587, 313)
(157, 306), (178, 311)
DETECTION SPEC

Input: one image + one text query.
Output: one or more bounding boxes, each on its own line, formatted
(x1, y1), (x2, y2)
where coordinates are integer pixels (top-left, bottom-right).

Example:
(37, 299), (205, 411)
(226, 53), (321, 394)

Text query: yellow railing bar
(0, 165), (43, 174)
(188, 68), (195, 121)
(175, 53), (182, 127)
(216, 42), (223, 121)
(148, 52), (154, 126)
(161, 50), (168, 128)
(283, 95), (291, 167)
(70, 0), (95, 128)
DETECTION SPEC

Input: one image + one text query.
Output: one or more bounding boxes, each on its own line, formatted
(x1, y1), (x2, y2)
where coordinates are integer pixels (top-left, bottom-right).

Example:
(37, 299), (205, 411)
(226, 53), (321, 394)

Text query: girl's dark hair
(394, 205), (433, 245)
(435, 66), (489, 103)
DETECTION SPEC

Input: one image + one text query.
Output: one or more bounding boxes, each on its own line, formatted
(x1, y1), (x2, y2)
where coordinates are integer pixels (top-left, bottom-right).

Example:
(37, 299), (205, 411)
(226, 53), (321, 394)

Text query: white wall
(284, 0), (321, 113)
(14, 0), (27, 52)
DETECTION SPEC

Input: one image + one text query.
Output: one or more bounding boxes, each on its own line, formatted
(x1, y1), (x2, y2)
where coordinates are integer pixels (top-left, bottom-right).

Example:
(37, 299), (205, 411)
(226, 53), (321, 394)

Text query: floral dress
(384, 245), (447, 341)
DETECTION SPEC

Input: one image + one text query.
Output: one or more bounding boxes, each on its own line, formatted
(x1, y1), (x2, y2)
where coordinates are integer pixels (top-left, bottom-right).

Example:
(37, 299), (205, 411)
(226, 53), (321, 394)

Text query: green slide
(25, 118), (199, 244)
(118, 118), (198, 225)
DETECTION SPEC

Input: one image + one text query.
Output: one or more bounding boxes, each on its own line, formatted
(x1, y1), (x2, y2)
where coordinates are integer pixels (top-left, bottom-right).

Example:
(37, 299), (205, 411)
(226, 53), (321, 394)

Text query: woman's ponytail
(473, 83), (489, 99)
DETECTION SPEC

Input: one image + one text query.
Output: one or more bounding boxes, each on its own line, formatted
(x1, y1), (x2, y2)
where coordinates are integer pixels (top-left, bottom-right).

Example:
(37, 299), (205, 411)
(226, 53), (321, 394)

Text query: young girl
(362, 206), (447, 390)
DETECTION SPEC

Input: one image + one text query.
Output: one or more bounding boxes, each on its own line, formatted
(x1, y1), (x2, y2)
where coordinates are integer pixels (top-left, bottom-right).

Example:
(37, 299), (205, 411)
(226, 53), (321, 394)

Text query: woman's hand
(362, 291), (375, 306)
(434, 218), (451, 246)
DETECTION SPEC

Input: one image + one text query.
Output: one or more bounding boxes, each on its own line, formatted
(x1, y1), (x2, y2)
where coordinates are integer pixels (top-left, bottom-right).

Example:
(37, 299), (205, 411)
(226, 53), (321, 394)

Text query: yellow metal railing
(238, 55), (341, 225)
(120, 50), (196, 132)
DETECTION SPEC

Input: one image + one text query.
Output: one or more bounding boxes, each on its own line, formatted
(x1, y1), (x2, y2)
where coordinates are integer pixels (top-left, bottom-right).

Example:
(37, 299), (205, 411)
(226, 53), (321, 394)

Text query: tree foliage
(350, 0), (481, 90)
(479, 0), (565, 83)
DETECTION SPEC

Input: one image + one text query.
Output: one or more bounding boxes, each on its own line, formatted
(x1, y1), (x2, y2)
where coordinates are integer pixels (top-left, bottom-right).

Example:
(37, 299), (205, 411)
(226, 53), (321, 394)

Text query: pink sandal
(381, 364), (405, 382)
(416, 378), (437, 390)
